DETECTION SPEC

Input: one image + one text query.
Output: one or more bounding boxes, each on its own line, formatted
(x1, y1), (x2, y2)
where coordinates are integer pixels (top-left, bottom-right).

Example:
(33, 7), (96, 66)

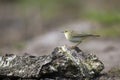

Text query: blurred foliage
(19, 0), (81, 20)
(0, 0), (120, 39)
(85, 11), (120, 37)
(0, 0), (19, 3)
(5, 0), (120, 25)
(84, 11), (120, 25)
(93, 26), (120, 37)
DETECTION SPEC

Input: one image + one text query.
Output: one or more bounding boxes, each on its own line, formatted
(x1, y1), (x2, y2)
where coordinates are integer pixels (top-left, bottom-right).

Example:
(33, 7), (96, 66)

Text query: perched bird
(63, 30), (100, 47)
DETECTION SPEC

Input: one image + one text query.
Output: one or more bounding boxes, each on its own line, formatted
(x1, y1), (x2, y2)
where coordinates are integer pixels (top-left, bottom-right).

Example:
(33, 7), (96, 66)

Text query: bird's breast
(64, 33), (70, 39)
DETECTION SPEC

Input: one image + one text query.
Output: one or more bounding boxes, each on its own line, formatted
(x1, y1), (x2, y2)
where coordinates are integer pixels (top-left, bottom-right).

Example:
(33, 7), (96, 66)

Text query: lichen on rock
(0, 46), (104, 80)
(41, 45), (104, 79)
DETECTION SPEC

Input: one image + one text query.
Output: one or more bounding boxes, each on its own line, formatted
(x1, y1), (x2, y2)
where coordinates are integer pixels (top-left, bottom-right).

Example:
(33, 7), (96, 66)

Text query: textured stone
(0, 46), (104, 80)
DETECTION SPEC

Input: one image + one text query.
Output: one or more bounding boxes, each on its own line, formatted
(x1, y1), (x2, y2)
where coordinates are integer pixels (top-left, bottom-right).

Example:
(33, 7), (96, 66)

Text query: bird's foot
(70, 46), (82, 53)
(70, 46), (77, 49)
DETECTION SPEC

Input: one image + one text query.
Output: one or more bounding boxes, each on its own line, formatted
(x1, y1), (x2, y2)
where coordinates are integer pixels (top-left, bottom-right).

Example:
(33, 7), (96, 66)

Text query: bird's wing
(72, 34), (100, 38)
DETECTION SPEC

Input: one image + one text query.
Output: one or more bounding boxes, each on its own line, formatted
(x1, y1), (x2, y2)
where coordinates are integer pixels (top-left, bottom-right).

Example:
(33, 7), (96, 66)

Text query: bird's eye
(65, 31), (68, 32)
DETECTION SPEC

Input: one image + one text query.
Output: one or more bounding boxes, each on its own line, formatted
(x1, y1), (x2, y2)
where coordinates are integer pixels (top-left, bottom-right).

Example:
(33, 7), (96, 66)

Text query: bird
(63, 30), (100, 47)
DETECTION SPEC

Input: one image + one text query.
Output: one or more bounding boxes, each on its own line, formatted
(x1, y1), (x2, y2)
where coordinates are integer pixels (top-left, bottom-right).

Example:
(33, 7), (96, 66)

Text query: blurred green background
(0, 0), (120, 53)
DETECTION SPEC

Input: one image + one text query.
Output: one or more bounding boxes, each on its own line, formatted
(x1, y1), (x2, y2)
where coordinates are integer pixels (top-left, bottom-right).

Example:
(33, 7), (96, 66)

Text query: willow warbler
(63, 30), (100, 47)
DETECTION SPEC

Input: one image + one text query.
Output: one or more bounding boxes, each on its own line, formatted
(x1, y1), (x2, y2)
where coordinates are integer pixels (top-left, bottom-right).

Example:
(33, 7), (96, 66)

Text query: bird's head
(61, 30), (73, 39)
(63, 30), (72, 34)
(64, 30), (68, 33)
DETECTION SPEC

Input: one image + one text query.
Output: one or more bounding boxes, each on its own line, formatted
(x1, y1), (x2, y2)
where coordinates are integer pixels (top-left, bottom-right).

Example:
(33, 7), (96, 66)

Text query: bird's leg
(71, 41), (82, 49)
(75, 41), (82, 47)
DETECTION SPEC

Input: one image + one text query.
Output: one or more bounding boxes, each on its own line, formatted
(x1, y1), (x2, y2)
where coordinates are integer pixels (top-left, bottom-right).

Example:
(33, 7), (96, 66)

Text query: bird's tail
(92, 35), (100, 37)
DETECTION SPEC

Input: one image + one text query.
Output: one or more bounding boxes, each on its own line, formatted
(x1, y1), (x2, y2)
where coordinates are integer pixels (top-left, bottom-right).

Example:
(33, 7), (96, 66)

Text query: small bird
(63, 30), (100, 47)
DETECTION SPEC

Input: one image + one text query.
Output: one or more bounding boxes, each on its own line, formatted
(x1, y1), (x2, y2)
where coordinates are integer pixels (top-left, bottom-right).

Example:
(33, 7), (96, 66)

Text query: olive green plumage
(63, 30), (100, 46)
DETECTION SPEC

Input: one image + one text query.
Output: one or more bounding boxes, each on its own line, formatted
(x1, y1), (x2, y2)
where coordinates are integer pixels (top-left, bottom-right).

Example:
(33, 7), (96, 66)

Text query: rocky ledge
(0, 46), (104, 80)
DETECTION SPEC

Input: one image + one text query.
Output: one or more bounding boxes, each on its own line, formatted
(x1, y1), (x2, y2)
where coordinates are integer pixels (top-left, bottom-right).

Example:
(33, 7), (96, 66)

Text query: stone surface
(0, 46), (104, 80)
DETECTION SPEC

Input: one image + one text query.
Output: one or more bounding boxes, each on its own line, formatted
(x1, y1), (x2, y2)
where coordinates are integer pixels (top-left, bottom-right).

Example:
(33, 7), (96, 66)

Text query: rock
(0, 53), (52, 78)
(0, 46), (104, 80)
(41, 46), (104, 80)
